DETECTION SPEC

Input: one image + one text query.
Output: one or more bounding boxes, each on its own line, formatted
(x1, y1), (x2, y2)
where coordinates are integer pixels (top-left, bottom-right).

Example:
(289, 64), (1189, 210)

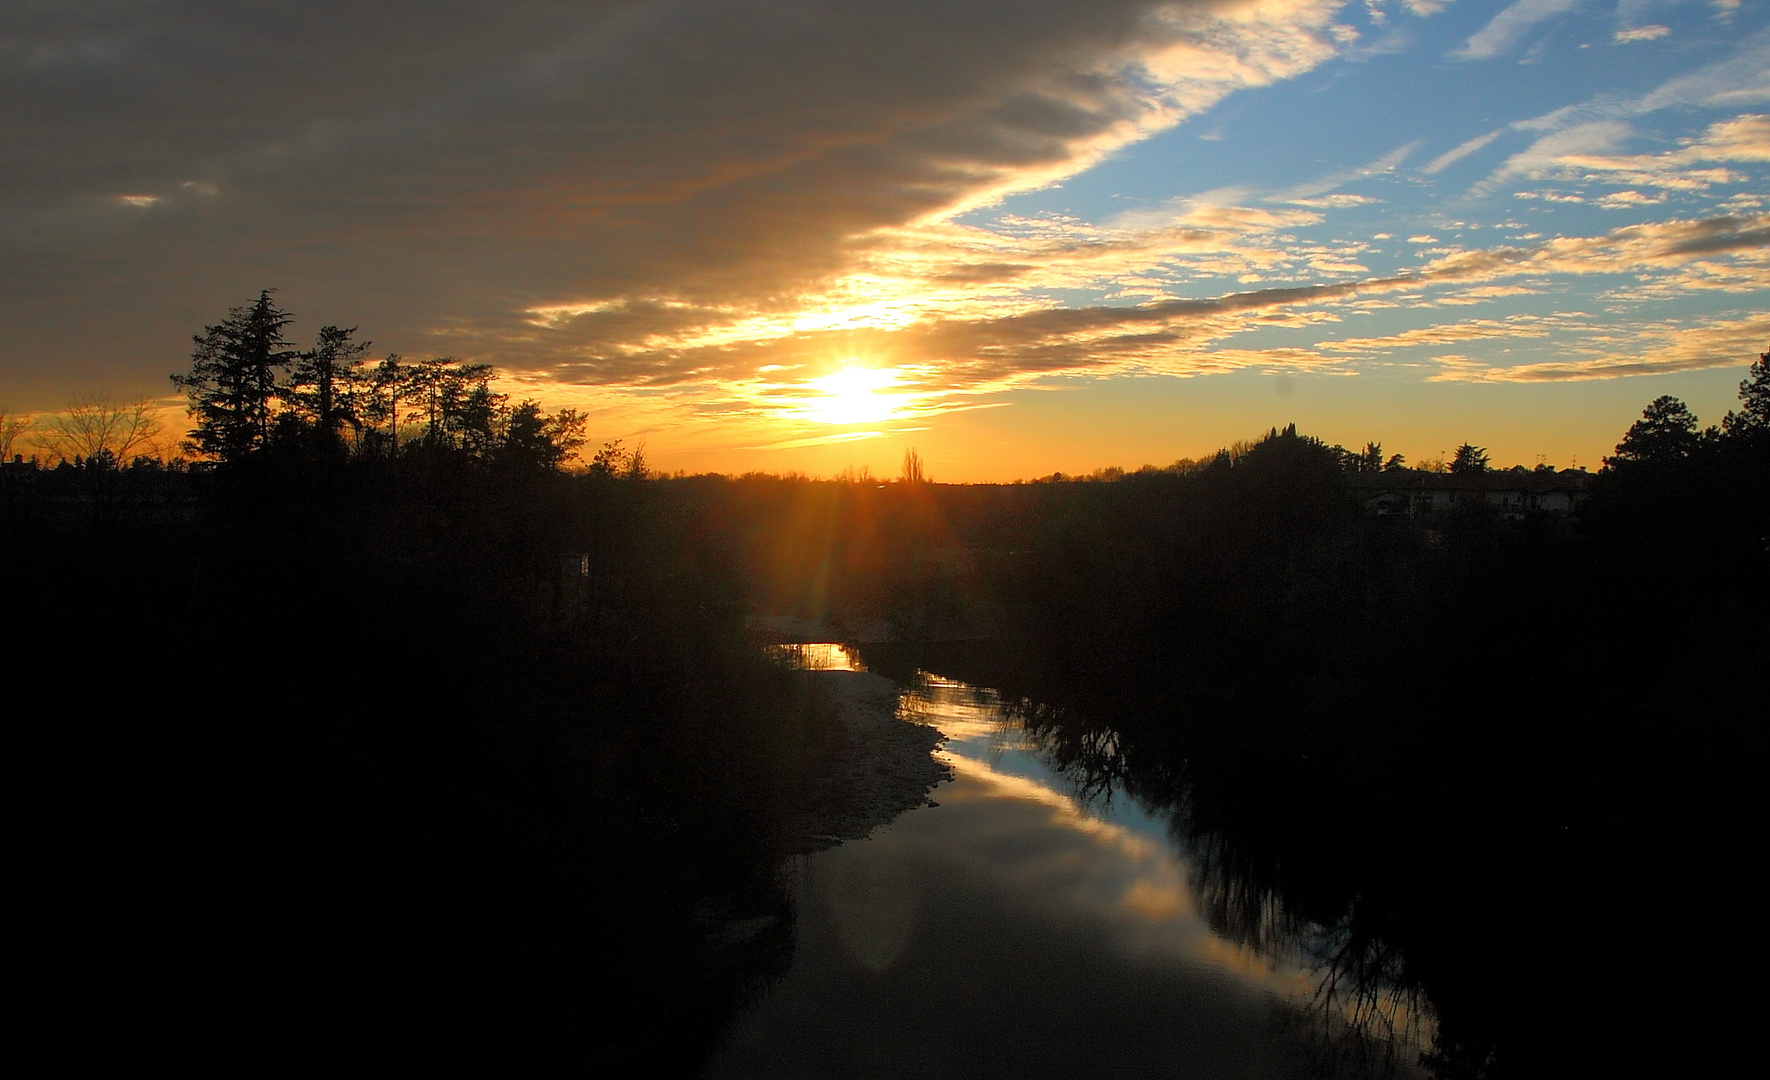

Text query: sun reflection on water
(766, 642), (866, 671)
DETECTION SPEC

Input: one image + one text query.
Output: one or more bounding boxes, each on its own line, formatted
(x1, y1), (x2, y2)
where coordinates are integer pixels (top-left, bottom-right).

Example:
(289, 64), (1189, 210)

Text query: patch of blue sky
(965, 1), (1768, 251)
(943, 1), (1768, 385)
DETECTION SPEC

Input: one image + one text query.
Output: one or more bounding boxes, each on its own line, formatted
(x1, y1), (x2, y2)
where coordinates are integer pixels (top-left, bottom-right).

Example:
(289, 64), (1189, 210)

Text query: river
(704, 646), (1428, 1079)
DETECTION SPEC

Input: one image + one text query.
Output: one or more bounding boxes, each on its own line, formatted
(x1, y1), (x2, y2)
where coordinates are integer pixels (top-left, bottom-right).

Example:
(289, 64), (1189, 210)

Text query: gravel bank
(783, 669), (952, 855)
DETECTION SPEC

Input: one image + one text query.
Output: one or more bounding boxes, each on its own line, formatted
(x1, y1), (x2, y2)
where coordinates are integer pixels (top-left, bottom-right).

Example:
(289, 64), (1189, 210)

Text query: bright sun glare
(803, 365), (903, 425)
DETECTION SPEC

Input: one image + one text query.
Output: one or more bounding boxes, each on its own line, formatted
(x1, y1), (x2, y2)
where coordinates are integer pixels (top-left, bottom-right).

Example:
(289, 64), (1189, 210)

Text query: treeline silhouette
(7, 297), (838, 1072)
(171, 289), (594, 469)
(9, 287), (1763, 1078)
(853, 354), (1768, 1078)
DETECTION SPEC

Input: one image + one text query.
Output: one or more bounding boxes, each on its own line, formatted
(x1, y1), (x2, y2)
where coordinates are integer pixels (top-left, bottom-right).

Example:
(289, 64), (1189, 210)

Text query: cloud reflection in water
(707, 667), (1415, 1079)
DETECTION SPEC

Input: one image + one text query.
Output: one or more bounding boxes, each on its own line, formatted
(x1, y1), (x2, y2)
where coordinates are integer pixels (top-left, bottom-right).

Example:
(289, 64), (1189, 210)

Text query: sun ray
(801, 365), (906, 425)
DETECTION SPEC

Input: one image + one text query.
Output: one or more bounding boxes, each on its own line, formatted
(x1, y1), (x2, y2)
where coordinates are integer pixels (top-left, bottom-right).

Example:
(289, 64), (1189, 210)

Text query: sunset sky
(5, 0), (1767, 479)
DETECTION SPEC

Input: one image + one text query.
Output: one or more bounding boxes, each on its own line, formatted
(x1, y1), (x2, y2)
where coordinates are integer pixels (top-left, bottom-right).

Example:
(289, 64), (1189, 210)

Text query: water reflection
(766, 642), (867, 672)
(705, 657), (1426, 1079)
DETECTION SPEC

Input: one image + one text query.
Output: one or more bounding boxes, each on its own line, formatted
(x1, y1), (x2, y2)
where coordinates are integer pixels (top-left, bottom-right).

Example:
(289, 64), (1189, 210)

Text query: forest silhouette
(4, 296), (1765, 1077)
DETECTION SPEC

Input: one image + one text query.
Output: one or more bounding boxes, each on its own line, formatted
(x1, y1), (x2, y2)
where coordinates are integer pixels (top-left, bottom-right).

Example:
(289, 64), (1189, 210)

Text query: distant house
(1344, 468), (1589, 519)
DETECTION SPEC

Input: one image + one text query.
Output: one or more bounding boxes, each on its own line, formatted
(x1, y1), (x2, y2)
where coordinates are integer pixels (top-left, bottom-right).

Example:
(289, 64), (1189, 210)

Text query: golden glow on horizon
(802, 365), (907, 425)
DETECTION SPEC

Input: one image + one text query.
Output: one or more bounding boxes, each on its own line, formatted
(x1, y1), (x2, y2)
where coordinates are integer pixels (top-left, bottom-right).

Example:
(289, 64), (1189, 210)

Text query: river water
(704, 647), (1428, 1079)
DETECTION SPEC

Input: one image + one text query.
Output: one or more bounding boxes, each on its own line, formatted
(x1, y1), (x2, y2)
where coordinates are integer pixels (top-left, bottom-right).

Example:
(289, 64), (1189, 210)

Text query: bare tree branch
(31, 396), (167, 465)
(0, 409), (32, 462)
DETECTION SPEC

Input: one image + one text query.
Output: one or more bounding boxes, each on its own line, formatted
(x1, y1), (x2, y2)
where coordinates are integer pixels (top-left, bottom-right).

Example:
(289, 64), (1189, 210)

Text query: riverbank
(783, 667), (952, 854)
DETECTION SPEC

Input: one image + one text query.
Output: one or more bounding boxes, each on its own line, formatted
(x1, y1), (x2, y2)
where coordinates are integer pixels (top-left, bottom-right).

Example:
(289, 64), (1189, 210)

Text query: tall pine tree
(287, 324), (370, 455)
(172, 291), (297, 461)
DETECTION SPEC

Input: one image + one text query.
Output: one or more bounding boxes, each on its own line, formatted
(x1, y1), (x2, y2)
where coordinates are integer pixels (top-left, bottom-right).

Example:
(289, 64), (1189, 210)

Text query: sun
(803, 365), (903, 425)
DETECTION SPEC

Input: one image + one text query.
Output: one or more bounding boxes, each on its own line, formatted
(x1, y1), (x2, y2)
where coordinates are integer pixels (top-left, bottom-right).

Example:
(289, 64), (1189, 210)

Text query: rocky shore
(696, 662), (951, 962)
(782, 668), (952, 855)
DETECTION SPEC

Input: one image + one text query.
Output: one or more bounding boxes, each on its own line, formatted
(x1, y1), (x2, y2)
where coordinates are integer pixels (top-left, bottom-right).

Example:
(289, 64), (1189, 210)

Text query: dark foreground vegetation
(6, 293), (1764, 1077)
(8, 295), (840, 1072)
(11, 452), (844, 1072)
(856, 359), (1769, 1078)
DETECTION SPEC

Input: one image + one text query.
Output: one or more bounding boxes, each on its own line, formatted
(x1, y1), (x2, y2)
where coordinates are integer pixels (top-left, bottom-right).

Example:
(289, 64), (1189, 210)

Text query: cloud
(1630, 27), (1770, 111)
(1493, 26), (1769, 140)
(1452, 0), (1579, 62)
(1285, 194), (1384, 207)
(1432, 283), (1543, 304)
(513, 212), (1769, 422)
(1316, 312), (1587, 354)
(1427, 312), (1770, 380)
(737, 430), (890, 451)
(412, 205), (1768, 455)
(5, 0), (1766, 459)
(1412, 212), (1770, 284)
(1594, 190), (1667, 208)
(1483, 114), (1770, 193)
(1423, 129), (1504, 174)
(1477, 119), (1634, 192)
(1270, 141), (1421, 201)
(0, 0), (1361, 404)
(1614, 25), (1672, 44)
